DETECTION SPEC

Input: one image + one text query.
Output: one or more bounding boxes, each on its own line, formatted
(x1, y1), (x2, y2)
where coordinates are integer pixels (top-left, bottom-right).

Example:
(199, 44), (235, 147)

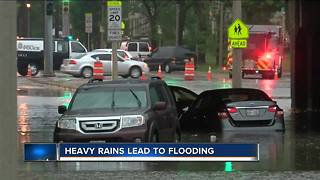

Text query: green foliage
(20, 0), (285, 54)
(69, 1), (101, 48)
(30, 1), (44, 37)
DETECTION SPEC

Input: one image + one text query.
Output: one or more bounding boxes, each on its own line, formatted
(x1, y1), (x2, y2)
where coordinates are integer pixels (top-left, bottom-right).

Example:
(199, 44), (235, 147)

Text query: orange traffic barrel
(184, 61), (195, 81)
(93, 60), (104, 81)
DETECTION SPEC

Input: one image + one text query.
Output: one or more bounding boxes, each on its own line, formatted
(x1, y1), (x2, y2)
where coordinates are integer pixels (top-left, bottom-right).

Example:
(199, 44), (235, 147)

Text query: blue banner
(24, 143), (57, 161)
(24, 143), (259, 161)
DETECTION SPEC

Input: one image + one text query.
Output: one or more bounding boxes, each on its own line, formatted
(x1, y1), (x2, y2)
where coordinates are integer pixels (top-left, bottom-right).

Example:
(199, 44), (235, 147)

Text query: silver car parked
(60, 51), (149, 78)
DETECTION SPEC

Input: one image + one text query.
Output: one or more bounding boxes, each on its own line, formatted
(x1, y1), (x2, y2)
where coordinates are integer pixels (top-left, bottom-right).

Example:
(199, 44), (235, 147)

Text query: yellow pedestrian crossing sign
(228, 19), (249, 39)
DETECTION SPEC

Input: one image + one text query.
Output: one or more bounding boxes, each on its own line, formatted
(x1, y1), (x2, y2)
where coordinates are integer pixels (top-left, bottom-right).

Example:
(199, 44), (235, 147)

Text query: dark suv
(53, 79), (181, 143)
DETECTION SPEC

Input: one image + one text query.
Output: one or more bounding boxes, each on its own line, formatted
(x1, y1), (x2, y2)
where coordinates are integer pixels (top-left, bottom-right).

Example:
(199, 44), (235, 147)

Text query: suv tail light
(69, 59), (77, 65)
(227, 107), (238, 113)
(267, 105), (277, 112)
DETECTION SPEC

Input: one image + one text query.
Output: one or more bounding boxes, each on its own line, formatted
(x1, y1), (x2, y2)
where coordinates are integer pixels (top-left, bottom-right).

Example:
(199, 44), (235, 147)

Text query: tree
(193, 0), (211, 64)
(176, 0), (194, 46)
(242, 0), (285, 24)
(137, 0), (169, 48)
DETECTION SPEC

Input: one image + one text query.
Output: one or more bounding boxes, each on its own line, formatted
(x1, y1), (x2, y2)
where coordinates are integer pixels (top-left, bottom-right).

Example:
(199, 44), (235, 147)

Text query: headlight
(143, 63), (148, 69)
(57, 118), (76, 129)
(122, 115), (144, 128)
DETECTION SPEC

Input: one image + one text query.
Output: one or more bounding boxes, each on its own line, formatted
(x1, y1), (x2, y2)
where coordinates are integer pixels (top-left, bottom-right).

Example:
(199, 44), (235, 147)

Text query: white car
(92, 49), (134, 61)
(60, 51), (149, 78)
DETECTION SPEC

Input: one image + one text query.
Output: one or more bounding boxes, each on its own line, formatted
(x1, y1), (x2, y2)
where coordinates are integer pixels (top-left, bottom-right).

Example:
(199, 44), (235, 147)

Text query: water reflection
(18, 102), (31, 133)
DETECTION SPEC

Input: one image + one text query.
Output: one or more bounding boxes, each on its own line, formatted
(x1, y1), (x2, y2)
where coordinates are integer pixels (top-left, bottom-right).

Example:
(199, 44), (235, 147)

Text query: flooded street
(16, 75), (320, 179)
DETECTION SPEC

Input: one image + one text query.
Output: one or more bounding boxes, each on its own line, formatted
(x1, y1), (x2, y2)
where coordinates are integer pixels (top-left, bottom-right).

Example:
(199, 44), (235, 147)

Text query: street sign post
(85, 13), (92, 51)
(107, 1), (122, 80)
(230, 1), (244, 88)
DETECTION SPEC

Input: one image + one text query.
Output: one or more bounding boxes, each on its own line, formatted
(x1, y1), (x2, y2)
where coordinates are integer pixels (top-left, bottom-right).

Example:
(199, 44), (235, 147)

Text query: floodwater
(16, 79), (320, 179)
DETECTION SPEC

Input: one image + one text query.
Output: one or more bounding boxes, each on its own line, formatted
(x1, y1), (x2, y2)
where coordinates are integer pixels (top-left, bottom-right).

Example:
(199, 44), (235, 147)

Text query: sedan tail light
(267, 105), (277, 112)
(69, 59), (77, 65)
(227, 107), (238, 113)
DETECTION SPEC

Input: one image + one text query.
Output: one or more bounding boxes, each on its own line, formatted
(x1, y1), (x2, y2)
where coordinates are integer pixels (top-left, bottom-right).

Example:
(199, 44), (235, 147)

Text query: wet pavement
(16, 72), (320, 179)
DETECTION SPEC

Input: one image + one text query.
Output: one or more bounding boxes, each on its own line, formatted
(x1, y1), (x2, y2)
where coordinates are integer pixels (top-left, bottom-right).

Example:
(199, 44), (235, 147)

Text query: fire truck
(226, 25), (284, 79)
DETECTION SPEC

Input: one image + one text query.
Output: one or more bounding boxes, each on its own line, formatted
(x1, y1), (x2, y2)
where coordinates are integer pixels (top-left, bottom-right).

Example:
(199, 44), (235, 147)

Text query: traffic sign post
(230, 1), (244, 88)
(107, 1), (122, 80)
(85, 13), (92, 51)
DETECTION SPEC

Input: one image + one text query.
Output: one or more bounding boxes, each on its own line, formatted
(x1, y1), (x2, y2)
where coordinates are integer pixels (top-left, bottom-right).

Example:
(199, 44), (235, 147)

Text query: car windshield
(69, 87), (147, 111)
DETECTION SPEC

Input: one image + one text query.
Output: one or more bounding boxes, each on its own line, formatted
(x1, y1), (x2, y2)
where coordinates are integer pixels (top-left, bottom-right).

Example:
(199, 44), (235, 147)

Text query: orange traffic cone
(140, 71), (147, 80)
(157, 65), (162, 78)
(27, 64), (32, 77)
(207, 66), (212, 81)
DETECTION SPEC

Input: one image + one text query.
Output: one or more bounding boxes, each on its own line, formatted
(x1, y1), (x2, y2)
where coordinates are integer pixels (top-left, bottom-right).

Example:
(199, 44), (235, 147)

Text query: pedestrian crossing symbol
(228, 19), (249, 48)
(228, 19), (249, 39)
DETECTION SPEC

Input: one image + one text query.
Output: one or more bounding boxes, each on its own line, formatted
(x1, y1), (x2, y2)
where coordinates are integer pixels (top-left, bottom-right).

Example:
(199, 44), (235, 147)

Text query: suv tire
(17, 63), (28, 76)
(29, 63), (40, 76)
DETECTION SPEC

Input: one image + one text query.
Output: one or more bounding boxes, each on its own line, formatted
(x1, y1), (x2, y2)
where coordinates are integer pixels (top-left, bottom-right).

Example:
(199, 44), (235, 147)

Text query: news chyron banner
(24, 143), (259, 161)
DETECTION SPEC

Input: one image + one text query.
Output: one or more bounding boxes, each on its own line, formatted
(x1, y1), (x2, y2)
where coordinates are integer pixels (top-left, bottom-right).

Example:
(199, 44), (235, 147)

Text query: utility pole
(175, 2), (180, 47)
(232, 0), (242, 88)
(62, 0), (70, 36)
(0, 1), (17, 179)
(218, 1), (224, 67)
(43, 0), (55, 77)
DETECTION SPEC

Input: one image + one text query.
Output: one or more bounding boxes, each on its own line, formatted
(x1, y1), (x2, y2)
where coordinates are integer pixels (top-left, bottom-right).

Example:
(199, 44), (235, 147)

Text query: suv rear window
(139, 43), (149, 52)
(70, 87), (147, 111)
(127, 43), (137, 51)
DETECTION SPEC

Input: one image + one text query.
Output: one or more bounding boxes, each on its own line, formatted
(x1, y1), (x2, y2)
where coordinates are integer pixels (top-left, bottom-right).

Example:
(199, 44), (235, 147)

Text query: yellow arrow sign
(228, 19), (249, 39)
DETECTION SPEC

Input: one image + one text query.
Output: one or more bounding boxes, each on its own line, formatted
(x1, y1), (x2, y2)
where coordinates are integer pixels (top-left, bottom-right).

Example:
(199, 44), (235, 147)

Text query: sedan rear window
(218, 90), (271, 103)
(74, 53), (87, 59)
(70, 87), (147, 111)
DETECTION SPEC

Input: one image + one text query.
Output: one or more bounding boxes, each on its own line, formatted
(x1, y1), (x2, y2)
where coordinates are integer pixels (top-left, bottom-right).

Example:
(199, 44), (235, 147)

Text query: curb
(28, 77), (79, 91)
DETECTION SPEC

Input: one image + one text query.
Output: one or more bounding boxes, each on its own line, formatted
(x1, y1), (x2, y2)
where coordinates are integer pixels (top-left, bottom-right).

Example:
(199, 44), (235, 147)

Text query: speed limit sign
(107, 1), (122, 29)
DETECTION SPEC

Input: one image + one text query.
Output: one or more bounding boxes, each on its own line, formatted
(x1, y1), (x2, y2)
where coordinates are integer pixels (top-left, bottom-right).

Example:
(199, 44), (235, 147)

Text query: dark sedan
(180, 88), (285, 132)
(143, 46), (197, 73)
